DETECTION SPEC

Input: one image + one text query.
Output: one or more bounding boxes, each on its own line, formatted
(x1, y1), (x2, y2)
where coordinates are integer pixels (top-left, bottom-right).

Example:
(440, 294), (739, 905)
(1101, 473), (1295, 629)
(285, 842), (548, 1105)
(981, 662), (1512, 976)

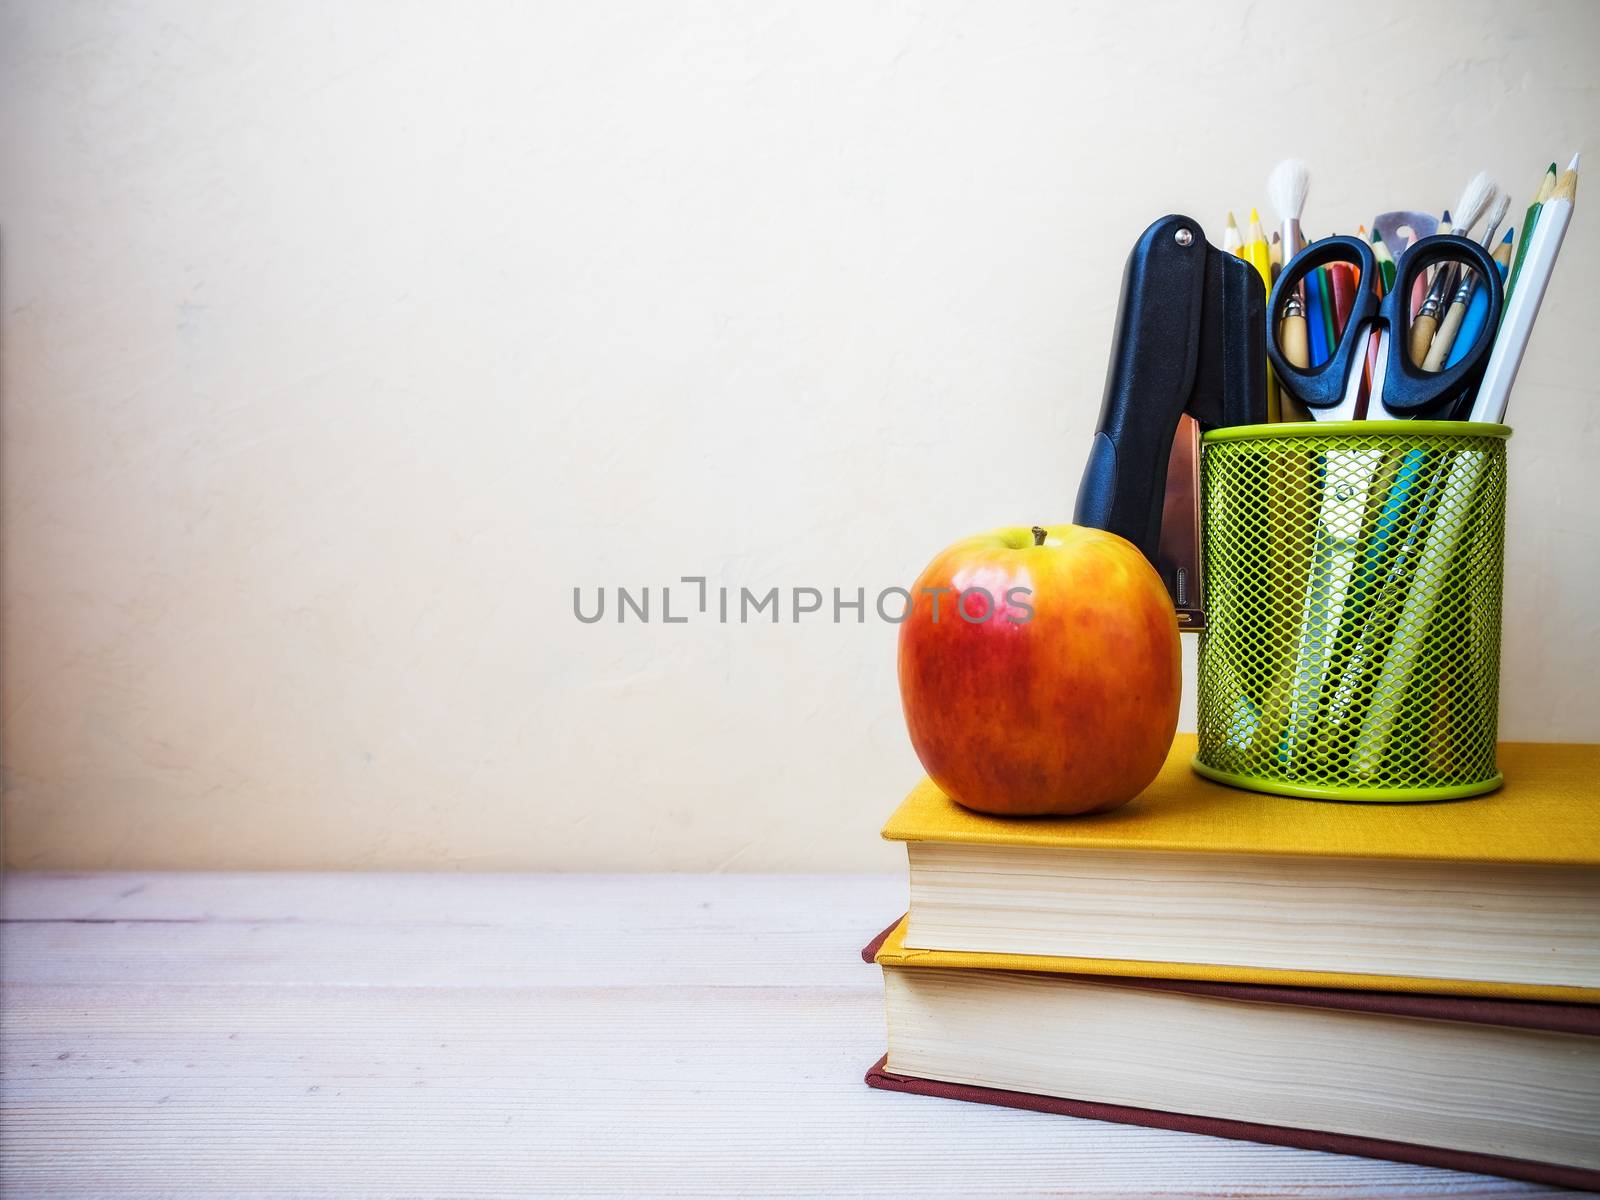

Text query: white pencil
(1353, 154), (1580, 776)
(1469, 152), (1580, 423)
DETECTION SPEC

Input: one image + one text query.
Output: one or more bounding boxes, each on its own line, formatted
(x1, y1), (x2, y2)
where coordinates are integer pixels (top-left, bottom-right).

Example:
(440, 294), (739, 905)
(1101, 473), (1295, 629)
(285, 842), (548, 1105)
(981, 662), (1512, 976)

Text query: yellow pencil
(1244, 209), (1280, 422)
(1493, 233), (1513, 270)
(1244, 208), (1272, 285)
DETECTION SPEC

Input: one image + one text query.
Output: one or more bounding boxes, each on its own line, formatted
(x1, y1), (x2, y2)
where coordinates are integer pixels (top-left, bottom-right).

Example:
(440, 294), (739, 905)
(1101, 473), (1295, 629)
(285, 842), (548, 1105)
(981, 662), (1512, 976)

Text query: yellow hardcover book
(882, 737), (1600, 999)
(871, 916), (1600, 1003)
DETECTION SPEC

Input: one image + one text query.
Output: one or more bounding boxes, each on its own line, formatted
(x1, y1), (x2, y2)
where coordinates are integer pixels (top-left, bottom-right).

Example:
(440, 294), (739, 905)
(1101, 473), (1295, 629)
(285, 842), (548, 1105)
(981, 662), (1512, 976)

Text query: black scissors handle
(1265, 236), (1378, 413)
(1266, 233), (1506, 420)
(1373, 234), (1504, 418)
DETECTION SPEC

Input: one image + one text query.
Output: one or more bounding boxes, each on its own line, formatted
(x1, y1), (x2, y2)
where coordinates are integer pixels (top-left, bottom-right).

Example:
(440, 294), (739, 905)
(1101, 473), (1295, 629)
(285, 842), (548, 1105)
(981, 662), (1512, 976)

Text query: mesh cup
(1193, 421), (1508, 803)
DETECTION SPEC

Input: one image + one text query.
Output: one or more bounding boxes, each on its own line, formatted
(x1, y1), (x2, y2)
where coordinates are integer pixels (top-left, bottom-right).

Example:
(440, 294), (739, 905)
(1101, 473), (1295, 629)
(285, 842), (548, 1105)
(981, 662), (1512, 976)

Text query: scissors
(1260, 234), (1504, 769)
(1266, 234), (1504, 422)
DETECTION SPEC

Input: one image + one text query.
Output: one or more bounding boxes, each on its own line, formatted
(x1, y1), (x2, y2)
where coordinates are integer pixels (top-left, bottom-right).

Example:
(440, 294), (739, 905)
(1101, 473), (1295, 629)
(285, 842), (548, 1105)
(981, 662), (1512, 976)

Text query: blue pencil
(1304, 266), (1329, 365)
(1446, 228), (1513, 369)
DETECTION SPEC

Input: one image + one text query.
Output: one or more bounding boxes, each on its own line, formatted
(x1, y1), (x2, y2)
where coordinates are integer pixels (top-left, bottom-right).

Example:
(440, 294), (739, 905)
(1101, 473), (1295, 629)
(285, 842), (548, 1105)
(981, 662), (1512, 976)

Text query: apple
(897, 524), (1180, 816)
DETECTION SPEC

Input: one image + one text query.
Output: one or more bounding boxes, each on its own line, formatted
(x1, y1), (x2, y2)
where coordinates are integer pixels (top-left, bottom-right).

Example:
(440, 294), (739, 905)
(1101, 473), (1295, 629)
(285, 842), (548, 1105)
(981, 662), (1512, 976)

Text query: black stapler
(1073, 215), (1268, 629)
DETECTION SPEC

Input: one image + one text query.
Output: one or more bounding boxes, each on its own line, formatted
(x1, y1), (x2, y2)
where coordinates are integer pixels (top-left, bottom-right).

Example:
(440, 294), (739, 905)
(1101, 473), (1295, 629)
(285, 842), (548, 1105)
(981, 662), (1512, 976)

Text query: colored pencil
(1472, 153), (1580, 423)
(1328, 262), (1358, 338)
(1400, 227), (1428, 319)
(1359, 163), (1575, 773)
(1243, 209), (1280, 422)
(1505, 162), (1558, 307)
(1355, 228), (1391, 417)
(1444, 228), (1512, 370)
(1371, 229), (1397, 293)
(1304, 262), (1329, 366)
(1315, 264), (1338, 353)
(1244, 208), (1273, 286)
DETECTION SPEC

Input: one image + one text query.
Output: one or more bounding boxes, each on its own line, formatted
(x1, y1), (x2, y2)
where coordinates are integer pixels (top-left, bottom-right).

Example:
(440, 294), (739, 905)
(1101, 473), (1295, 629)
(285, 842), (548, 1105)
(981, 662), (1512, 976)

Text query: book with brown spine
(861, 920), (1600, 1189)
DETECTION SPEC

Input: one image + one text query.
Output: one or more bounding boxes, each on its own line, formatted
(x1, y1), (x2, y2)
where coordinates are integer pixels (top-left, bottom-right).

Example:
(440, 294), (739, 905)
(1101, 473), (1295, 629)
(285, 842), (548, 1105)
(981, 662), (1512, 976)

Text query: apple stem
(1031, 526), (1047, 546)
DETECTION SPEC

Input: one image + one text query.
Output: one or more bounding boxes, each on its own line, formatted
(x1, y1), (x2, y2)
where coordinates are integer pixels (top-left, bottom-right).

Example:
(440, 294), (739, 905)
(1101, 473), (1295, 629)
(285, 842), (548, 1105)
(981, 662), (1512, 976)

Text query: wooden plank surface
(0, 872), (1580, 1198)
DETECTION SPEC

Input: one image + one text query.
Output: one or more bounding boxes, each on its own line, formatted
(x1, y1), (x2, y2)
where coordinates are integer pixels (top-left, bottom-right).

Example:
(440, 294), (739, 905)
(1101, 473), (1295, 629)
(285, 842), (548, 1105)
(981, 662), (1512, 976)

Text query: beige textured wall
(3, 1), (1598, 871)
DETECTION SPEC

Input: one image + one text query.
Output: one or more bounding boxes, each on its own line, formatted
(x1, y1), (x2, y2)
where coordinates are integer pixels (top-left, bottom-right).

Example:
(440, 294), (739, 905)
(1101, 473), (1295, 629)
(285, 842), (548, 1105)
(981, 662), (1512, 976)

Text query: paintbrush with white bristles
(1423, 189), (1512, 371)
(1409, 170), (1498, 365)
(1268, 158), (1310, 263)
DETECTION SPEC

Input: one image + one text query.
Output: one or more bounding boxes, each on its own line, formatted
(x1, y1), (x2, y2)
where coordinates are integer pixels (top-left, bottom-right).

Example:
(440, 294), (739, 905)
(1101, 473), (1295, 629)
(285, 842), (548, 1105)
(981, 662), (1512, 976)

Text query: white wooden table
(0, 873), (1581, 1198)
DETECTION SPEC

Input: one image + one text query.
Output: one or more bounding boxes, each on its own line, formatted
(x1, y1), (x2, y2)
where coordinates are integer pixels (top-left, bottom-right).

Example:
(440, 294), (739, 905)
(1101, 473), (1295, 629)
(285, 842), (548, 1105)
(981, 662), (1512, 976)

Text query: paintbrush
(1266, 161), (1311, 421)
(1268, 159), (1309, 259)
(1408, 171), (1497, 365)
(1423, 190), (1510, 371)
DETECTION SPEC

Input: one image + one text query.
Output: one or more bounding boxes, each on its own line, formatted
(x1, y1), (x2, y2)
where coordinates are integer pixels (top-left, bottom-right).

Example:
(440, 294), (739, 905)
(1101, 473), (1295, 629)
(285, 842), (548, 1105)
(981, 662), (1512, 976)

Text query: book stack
(865, 735), (1600, 1187)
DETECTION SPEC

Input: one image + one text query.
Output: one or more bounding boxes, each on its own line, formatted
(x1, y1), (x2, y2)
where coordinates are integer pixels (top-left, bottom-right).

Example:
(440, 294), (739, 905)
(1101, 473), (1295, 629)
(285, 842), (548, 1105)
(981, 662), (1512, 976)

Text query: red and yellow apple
(897, 524), (1179, 816)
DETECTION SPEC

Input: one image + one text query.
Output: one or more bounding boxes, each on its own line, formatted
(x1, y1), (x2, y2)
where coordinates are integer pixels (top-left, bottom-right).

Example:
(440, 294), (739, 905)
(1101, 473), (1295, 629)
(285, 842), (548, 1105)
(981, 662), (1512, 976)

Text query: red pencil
(1328, 262), (1359, 337)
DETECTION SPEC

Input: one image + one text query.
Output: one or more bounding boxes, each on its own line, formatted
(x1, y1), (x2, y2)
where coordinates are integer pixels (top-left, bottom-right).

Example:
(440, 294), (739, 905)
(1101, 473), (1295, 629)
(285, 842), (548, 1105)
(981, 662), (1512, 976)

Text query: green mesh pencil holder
(1193, 421), (1509, 803)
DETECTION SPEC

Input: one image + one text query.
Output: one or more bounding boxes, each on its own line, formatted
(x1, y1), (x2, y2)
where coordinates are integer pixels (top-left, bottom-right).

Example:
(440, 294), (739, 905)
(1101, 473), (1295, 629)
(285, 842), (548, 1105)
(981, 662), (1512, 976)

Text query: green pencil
(1315, 265), (1338, 350)
(1505, 162), (1557, 307)
(1371, 228), (1397, 295)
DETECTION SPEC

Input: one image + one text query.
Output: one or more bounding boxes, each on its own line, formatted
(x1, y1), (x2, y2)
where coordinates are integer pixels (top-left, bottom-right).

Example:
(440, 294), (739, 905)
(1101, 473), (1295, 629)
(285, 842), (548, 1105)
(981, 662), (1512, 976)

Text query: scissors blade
(1362, 328), (1398, 420)
(1276, 445), (1384, 764)
(1308, 319), (1370, 422)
